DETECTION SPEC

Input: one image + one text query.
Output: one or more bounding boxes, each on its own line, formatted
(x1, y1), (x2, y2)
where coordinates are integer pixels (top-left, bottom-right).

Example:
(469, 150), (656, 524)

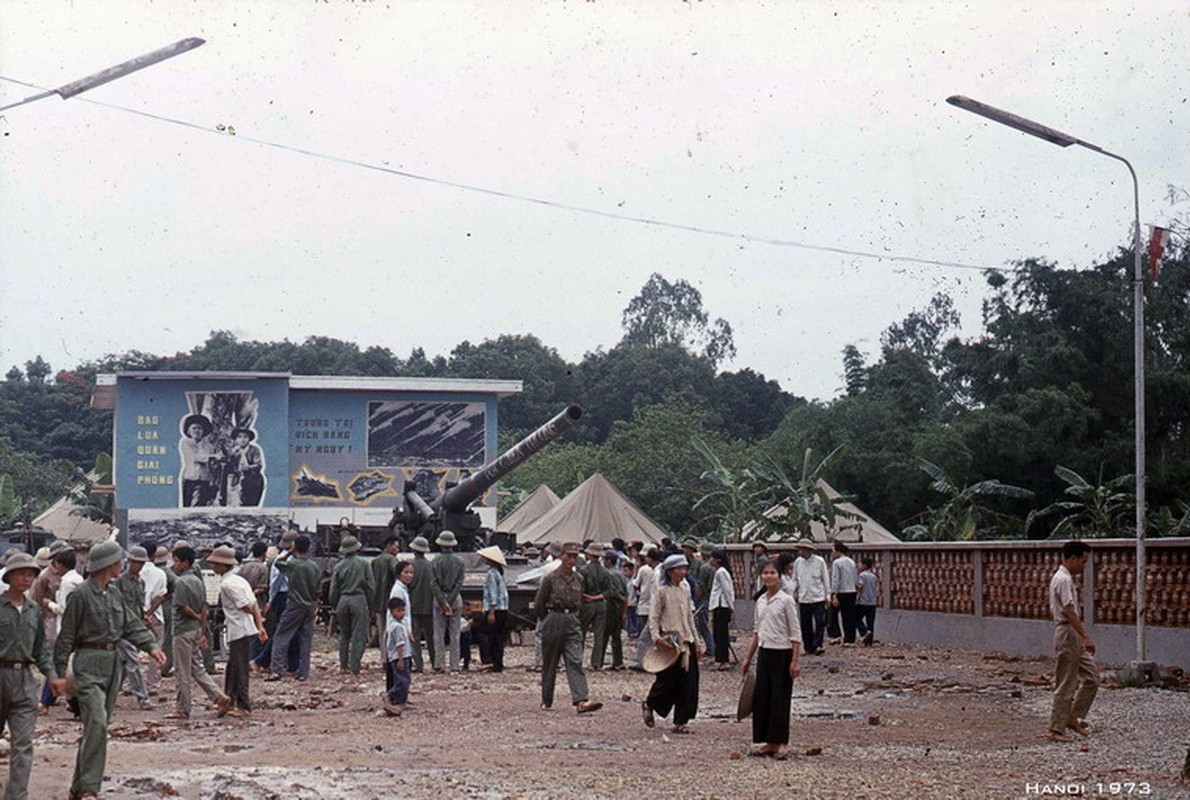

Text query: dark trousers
(856, 604), (877, 642)
(600, 598), (624, 668)
(752, 647), (794, 745)
(224, 636), (252, 711)
(712, 607), (732, 664)
(827, 604), (841, 639)
(254, 591), (300, 672)
(799, 601), (827, 653)
(645, 643), (700, 726)
(411, 612), (434, 671)
(485, 610), (508, 671)
(270, 604), (315, 678)
(694, 601), (714, 657)
(386, 659), (411, 705)
(836, 592), (858, 643)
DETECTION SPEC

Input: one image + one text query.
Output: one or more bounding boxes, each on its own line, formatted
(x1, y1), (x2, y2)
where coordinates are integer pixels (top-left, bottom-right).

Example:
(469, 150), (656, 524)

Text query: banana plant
(903, 458), (1033, 541)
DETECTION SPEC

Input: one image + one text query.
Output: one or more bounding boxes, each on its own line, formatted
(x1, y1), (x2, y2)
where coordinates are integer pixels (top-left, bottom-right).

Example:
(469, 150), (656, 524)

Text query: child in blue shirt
(384, 597), (411, 716)
(855, 556), (878, 647)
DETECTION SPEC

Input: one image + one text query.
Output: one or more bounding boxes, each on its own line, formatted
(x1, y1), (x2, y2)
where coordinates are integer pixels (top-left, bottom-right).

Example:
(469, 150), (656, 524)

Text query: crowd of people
(0, 531), (1101, 797)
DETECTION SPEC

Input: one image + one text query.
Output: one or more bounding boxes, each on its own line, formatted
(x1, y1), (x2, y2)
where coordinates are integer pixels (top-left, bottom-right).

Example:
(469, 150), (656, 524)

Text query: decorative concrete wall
(725, 538), (1189, 669)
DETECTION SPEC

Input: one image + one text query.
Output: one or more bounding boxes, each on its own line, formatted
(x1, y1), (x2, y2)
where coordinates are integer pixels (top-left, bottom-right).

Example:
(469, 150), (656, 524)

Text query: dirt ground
(8, 631), (1189, 800)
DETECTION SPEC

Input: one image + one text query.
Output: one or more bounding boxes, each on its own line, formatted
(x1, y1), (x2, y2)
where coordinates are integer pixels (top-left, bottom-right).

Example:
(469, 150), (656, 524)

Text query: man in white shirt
(49, 550), (83, 638)
(632, 548), (661, 670)
(829, 541), (859, 645)
(209, 546), (266, 717)
(1047, 541), (1097, 742)
(791, 538), (830, 655)
(139, 544), (169, 694)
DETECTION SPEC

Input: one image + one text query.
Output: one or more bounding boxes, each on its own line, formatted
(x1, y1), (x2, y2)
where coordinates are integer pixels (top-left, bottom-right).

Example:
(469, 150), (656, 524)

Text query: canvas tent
(739, 478), (900, 544)
(497, 484), (561, 534)
(33, 493), (112, 545)
(519, 473), (667, 545)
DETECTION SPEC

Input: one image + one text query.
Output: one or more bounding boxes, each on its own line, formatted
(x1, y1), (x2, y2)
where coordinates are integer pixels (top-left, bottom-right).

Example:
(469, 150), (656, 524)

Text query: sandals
(641, 701), (655, 728)
(575, 700), (603, 714)
(671, 724), (691, 734)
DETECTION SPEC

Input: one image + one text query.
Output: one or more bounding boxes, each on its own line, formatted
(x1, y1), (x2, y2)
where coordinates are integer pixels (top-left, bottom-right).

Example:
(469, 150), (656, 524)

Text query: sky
(1, 1), (1186, 401)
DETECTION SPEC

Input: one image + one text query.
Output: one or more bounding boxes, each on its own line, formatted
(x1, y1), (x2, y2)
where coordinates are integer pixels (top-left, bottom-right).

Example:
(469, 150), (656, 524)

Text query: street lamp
(0, 37), (205, 113)
(946, 95), (1150, 669)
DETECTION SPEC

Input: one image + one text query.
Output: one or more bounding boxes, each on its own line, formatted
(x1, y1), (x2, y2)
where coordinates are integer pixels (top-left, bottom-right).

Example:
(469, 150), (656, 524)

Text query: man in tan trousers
(1047, 540), (1097, 742)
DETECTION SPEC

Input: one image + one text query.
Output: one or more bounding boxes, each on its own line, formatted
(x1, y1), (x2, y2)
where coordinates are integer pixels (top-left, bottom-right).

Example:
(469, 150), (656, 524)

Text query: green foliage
(748, 446), (856, 540)
(1026, 465), (1134, 539)
(620, 273), (736, 366)
(903, 459), (1033, 541)
(690, 436), (765, 542)
(0, 437), (74, 524)
(69, 452), (114, 526)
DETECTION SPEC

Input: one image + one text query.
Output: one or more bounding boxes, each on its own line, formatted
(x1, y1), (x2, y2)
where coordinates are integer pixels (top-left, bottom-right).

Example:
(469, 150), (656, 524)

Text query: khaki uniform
(534, 569), (588, 708)
(330, 554), (375, 674)
(1048, 564), (1098, 734)
(54, 579), (157, 798)
(1, 591), (57, 800)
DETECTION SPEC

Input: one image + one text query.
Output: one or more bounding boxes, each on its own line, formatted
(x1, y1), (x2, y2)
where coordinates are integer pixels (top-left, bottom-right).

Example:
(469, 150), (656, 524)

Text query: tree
(1026, 465), (1134, 539)
(620, 273), (736, 365)
(902, 459), (1033, 541)
(70, 452), (114, 526)
(747, 446), (857, 541)
(690, 435), (764, 542)
(841, 345), (867, 397)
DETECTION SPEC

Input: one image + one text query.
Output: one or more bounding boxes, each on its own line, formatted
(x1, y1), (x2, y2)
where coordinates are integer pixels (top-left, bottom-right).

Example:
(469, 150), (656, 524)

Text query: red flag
(1147, 225), (1170, 283)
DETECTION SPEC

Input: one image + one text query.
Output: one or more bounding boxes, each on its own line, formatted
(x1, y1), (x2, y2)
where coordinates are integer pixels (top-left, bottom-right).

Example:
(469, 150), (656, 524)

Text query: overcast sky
(1, 1), (1186, 401)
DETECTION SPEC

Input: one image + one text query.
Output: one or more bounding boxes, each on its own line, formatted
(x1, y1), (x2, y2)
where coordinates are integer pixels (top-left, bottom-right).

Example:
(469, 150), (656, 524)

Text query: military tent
(497, 484), (561, 534)
(740, 478), (900, 543)
(519, 473), (667, 545)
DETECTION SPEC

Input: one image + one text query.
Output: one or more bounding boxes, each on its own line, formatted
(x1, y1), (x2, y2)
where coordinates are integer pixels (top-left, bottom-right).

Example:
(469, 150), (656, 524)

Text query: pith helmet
(339, 535), (362, 555)
(409, 537), (430, 554)
(88, 541), (125, 572)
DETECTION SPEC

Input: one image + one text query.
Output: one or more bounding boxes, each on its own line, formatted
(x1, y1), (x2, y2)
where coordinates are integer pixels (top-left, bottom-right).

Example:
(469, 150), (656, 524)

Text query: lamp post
(0, 37), (205, 113)
(946, 95), (1149, 667)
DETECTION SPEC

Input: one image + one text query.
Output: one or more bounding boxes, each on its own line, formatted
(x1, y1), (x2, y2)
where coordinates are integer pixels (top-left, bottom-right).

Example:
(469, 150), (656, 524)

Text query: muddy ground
(8, 631), (1189, 800)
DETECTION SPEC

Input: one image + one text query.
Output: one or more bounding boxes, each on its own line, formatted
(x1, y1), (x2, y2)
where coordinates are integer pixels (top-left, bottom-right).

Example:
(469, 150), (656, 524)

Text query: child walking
(855, 556), (878, 646)
(384, 597), (412, 716)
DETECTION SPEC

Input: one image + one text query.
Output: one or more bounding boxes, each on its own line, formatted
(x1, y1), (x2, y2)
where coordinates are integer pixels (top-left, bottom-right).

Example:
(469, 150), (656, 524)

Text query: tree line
(2, 250), (1188, 541)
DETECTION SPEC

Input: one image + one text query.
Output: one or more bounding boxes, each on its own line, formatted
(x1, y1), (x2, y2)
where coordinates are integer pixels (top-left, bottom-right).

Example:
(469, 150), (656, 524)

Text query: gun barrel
(440, 404), (583, 513)
(405, 489), (434, 522)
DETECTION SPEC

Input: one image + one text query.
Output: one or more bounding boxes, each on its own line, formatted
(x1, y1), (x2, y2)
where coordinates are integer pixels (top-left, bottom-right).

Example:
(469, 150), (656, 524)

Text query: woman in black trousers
(708, 551), (735, 670)
(740, 560), (802, 759)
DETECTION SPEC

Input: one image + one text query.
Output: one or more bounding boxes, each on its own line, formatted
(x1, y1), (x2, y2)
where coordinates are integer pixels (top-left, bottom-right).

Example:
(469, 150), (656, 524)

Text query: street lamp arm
(0, 37), (204, 113)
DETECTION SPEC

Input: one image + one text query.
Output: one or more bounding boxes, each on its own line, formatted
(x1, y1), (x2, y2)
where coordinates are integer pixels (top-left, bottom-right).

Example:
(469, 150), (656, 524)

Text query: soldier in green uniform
(579, 543), (609, 670)
(430, 531), (465, 673)
(600, 550), (628, 670)
(2, 552), (60, 800)
(407, 537), (433, 671)
(330, 535), (375, 675)
(266, 535), (322, 681)
(111, 545), (152, 709)
(534, 542), (602, 714)
(369, 536), (399, 652)
(54, 541), (166, 800)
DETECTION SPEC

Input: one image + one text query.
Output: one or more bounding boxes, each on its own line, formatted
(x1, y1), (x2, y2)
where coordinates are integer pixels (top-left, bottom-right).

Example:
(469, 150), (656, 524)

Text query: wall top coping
(722, 537), (1190, 553)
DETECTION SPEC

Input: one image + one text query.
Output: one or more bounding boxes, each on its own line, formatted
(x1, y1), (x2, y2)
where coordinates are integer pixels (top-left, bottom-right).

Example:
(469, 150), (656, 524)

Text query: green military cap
(339, 535), (361, 554)
(126, 545), (149, 562)
(698, 543), (715, 556)
(409, 537), (430, 554)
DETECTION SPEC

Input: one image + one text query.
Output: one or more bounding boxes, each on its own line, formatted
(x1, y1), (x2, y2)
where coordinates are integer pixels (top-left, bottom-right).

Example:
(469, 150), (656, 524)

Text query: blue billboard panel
(115, 377), (290, 509)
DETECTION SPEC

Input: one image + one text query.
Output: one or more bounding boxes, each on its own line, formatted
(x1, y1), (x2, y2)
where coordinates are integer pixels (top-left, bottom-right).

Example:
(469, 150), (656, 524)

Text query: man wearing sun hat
(54, 541), (166, 800)
(208, 545), (265, 716)
(430, 530), (466, 673)
(579, 542), (610, 670)
(533, 542), (602, 715)
(406, 536), (434, 672)
(1, 552), (60, 800)
(330, 535), (374, 676)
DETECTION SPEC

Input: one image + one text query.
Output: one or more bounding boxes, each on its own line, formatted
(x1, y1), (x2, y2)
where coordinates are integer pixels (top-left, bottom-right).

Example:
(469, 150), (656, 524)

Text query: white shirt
(709, 566), (734, 610)
(792, 555), (831, 604)
(140, 561), (168, 621)
(635, 564), (656, 616)
(388, 580), (414, 637)
(831, 555), (858, 594)
(219, 572), (259, 643)
(754, 590), (802, 649)
(50, 569), (84, 633)
(1049, 564), (1079, 624)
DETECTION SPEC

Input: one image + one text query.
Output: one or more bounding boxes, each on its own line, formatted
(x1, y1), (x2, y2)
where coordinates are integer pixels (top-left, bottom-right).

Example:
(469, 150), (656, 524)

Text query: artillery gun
(397, 404), (583, 551)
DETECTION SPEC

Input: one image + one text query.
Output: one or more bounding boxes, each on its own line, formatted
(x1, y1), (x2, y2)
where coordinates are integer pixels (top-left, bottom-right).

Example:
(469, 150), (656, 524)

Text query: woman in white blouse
(642, 554), (700, 734)
(740, 560), (801, 759)
(708, 550), (735, 671)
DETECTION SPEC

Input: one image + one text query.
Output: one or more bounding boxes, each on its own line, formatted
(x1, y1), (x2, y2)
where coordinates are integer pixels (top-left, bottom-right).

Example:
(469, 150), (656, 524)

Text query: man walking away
(1047, 541), (1099, 742)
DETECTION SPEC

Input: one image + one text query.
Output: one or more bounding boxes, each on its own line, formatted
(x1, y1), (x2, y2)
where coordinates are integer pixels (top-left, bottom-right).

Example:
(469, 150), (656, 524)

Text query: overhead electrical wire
(0, 74), (1015, 274)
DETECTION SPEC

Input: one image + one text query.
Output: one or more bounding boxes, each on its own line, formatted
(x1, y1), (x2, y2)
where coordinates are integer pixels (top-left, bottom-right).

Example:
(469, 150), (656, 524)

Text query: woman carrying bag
(641, 554), (700, 734)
